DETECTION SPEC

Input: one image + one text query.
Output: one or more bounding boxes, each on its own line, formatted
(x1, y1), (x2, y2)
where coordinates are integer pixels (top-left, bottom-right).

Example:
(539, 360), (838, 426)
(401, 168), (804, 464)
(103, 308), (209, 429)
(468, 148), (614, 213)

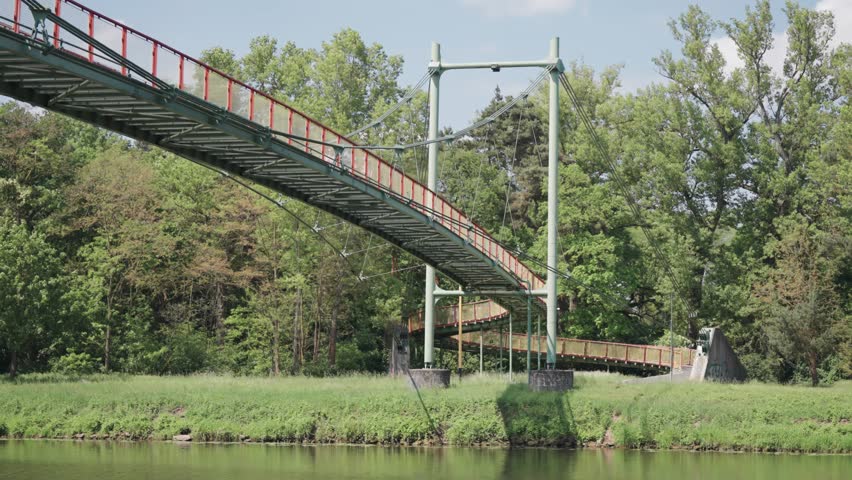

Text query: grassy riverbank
(0, 373), (849, 452)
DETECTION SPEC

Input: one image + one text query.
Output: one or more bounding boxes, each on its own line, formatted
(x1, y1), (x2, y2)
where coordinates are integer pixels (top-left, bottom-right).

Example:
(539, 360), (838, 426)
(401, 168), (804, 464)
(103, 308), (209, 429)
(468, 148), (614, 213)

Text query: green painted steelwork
(0, 5), (545, 326)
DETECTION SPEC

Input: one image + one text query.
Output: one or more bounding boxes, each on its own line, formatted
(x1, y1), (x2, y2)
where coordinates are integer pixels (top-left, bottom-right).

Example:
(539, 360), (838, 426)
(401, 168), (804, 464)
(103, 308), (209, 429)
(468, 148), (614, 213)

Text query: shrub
(160, 322), (209, 374)
(50, 352), (98, 376)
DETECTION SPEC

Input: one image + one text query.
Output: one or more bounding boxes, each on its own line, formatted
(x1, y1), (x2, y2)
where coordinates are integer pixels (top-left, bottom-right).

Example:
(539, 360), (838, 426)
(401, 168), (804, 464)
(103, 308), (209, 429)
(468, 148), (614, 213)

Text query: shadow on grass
(496, 384), (576, 447)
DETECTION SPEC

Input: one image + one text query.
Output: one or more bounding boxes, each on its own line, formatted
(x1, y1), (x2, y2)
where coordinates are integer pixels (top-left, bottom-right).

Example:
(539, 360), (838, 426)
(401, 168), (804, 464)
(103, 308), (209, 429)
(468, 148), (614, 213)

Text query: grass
(0, 373), (849, 452)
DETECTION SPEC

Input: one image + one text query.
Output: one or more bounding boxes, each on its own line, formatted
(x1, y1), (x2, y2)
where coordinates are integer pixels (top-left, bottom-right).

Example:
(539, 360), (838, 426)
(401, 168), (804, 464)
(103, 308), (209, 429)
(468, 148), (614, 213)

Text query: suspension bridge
(0, 0), (702, 386)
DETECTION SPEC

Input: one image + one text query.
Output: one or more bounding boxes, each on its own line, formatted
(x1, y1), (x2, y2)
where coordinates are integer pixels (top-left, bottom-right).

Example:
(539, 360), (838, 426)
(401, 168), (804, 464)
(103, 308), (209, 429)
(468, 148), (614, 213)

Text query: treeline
(0, 1), (849, 384)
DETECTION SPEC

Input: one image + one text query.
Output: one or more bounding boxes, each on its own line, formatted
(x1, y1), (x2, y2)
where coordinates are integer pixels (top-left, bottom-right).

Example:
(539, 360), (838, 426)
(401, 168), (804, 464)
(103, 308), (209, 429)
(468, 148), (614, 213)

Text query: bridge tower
(412, 38), (573, 391)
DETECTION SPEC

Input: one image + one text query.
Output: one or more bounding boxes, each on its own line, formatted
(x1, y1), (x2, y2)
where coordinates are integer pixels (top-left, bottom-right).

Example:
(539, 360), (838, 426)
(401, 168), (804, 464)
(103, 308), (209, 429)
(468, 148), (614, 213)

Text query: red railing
(0, 0), (546, 296)
(455, 330), (697, 369)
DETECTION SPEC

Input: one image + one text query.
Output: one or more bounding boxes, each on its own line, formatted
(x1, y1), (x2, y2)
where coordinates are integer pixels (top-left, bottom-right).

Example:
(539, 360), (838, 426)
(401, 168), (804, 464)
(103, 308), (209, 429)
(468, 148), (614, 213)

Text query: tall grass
(0, 373), (849, 452)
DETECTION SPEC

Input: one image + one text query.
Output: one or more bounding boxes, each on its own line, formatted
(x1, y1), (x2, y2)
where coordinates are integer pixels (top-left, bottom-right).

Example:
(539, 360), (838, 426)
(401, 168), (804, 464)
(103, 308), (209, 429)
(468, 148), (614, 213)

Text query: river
(0, 440), (849, 479)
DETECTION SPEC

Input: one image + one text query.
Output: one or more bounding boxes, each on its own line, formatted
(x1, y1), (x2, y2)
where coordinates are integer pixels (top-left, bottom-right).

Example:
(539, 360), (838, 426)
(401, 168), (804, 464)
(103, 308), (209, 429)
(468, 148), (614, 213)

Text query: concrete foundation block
(408, 368), (450, 389)
(529, 370), (574, 392)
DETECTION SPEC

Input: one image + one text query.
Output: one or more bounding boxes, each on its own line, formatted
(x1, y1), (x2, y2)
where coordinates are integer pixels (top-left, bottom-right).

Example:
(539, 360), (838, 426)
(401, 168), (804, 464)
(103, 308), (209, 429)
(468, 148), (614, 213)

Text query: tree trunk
(104, 324), (111, 372)
(8, 350), (17, 379)
(313, 280), (322, 361)
(215, 283), (225, 345)
(299, 289), (305, 366)
(105, 287), (113, 372)
(272, 316), (281, 376)
(809, 352), (819, 387)
(329, 298), (338, 367)
(292, 289), (301, 374)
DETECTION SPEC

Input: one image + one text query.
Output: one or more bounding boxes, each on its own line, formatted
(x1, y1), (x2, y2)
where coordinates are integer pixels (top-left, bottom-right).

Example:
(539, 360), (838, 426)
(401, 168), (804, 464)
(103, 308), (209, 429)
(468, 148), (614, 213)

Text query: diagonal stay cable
(406, 70), (548, 150)
(185, 160), (362, 282)
(346, 72), (431, 138)
(501, 96), (528, 233)
(246, 72), (548, 177)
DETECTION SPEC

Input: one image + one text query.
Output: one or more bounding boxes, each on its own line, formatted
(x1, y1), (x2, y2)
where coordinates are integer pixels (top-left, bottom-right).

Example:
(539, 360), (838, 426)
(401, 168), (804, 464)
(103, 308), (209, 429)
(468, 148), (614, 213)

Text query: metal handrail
(2, 0), (547, 296)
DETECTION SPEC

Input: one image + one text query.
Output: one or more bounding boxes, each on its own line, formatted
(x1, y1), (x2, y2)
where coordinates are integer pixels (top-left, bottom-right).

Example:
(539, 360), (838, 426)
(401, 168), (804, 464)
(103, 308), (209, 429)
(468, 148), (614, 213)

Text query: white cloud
(816, 0), (851, 46)
(461, 0), (577, 18)
(713, 0), (850, 76)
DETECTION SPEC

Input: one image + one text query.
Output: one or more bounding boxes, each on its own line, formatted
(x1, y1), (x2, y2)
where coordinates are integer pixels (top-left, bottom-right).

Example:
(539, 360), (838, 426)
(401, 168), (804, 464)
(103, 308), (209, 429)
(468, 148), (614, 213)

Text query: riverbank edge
(1, 437), (850, 455)
(1, 376), (850, 454)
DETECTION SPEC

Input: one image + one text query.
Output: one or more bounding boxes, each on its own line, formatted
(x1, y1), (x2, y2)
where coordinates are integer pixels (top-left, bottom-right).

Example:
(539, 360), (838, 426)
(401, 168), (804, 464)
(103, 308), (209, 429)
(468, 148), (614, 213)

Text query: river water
(0, 440), (849, 479)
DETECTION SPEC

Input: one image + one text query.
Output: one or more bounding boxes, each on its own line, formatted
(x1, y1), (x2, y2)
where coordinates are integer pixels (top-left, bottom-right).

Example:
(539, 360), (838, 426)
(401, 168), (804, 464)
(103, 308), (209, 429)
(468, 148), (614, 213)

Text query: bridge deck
(0, 0), (546, 318)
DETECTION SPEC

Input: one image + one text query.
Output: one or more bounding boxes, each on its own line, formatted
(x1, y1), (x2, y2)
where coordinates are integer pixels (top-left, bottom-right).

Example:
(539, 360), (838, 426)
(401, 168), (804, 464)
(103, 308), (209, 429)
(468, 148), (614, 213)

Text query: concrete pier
(529, 370), (573, 392)
(408, 369), (450, 389)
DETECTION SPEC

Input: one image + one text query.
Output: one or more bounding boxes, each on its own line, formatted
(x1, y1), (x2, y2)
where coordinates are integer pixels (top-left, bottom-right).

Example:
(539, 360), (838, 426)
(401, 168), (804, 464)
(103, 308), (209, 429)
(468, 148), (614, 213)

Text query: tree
(240, 36), (314, 104)
(0, 219), (63, 377)
(76, 236), (123, 372)
(0, 105), (114, 230)
(649, 5), (755, 339)
(63, 146), (166, 370)
(757, 221), (848, 385)
(305, 29), (403, 133)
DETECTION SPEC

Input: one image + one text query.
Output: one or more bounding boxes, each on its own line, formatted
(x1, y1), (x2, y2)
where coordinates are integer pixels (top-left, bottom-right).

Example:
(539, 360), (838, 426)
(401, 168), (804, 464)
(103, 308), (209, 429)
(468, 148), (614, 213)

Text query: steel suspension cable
(505, 96), (529, 233)
(466, 124), (490, 228)
(412, 71), (548, 150)
(359, 263), (426, 280)
(187, 160), (362, 282)
(346, 72), (431, 138)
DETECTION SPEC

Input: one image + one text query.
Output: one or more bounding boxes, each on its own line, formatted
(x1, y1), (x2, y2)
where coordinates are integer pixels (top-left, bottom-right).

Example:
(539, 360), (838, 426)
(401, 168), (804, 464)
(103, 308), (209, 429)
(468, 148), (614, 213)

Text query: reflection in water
(0, 440), (849, 480)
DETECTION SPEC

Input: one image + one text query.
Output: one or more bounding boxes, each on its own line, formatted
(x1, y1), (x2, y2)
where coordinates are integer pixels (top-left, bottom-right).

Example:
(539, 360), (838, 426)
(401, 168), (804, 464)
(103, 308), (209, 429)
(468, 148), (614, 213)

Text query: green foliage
(0, 374), (849, 452)
(159, 323), (210, 375)
(50, 352), (98, 376)
(652, 332), (691, 348)
(0, 1), (848, 385)
(0, 219), (65, 377)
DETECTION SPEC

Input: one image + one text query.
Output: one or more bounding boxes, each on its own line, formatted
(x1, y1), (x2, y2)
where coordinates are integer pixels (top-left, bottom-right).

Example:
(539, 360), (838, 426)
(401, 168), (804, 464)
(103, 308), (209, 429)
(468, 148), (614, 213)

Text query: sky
(9, 0), (851, 128)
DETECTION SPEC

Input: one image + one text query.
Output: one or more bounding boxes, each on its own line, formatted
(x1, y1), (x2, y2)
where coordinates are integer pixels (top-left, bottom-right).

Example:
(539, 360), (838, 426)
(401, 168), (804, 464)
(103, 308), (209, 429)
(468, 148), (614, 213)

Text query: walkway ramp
(409, 298), (698, 372)
(439, 331), (697, 372)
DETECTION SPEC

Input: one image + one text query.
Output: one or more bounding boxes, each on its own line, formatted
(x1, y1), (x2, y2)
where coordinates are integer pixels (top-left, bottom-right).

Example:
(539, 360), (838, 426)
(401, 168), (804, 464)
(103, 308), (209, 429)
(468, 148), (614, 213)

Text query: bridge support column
(457, 287), (463, 379)
(423, 41), (442, 369)
(527, 294), (532, 385)
(531, 38), (573, 392)
(546, 37), (560, 368)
